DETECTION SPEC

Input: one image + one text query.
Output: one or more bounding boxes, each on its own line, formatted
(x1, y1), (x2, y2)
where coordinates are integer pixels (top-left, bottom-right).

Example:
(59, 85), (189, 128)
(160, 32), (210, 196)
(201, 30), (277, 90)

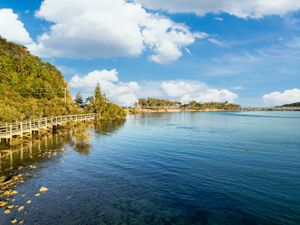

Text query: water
(0, 112), (300, 225)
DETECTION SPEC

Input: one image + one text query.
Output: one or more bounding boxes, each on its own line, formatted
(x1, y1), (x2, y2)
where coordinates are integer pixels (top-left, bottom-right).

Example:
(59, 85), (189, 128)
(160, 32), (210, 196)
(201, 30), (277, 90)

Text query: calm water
(0, 112), (300, 225)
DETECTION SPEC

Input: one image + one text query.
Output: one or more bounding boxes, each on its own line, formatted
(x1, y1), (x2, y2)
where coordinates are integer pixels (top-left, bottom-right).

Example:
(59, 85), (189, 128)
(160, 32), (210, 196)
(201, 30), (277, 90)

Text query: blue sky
(1, 0), (300, 106)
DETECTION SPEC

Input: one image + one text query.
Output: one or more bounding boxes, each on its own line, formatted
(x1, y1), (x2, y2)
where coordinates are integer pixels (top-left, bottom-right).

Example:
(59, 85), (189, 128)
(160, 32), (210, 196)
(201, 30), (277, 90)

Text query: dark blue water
(1, 112), (300, 225)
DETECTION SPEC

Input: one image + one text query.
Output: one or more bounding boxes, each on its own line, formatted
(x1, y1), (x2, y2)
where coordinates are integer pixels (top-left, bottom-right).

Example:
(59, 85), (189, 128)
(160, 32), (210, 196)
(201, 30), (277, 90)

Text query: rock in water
(0, 201), (7, 207)
(4, 209), (11, 214)
(11, 190), (18, 195)
(18, 206), (25, 211)
(39, 187), (48, 193)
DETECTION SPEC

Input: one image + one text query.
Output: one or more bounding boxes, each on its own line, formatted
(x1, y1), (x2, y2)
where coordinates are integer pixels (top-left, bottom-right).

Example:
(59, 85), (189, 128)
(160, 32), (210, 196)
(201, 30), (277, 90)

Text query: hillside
(0, 37), (81, 122)
(281, 102), (300, 107)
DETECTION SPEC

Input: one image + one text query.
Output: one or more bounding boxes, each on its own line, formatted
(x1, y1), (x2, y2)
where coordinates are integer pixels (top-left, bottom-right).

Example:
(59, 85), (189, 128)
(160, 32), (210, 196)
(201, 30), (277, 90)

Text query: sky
(0, 0), (300, 106)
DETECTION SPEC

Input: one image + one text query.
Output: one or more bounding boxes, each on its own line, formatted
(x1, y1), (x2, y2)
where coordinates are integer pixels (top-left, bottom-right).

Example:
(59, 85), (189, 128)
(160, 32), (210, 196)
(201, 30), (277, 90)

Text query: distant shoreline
(128, 108), (241, 114)
(128, 107), (300, 114)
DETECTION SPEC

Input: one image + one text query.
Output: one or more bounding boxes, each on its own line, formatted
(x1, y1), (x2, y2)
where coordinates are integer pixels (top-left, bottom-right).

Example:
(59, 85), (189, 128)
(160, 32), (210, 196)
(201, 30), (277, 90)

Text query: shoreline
(128, 107), (300, 114)
(129, 108), (241, 114)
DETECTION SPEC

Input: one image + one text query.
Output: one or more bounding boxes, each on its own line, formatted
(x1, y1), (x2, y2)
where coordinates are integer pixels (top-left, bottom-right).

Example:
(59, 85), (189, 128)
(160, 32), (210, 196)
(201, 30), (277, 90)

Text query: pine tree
(75, 92), (83, 105)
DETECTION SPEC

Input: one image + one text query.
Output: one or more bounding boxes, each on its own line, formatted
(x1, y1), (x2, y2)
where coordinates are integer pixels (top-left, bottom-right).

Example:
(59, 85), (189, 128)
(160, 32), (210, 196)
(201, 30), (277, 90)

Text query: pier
(0, 113), (96, 145)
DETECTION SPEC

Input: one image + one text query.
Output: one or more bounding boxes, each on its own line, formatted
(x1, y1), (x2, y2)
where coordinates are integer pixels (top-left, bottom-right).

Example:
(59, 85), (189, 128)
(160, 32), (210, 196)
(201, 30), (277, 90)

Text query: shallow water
(0, 112), (300, 225)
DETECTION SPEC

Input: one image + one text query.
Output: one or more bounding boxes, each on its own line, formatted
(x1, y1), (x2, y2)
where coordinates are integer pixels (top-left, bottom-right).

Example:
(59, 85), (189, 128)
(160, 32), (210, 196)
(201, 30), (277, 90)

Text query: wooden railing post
(20, 122), (23, 138)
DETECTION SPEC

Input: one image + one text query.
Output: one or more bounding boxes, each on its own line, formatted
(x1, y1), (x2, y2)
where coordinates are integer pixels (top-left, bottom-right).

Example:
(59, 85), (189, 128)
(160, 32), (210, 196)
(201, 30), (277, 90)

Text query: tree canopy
(134, 98), (241, 110)
(87, 83), (126, 120)
(0, 37), (82, 122)
(135, 98), (181, 108)
(281, 102), (300, 107)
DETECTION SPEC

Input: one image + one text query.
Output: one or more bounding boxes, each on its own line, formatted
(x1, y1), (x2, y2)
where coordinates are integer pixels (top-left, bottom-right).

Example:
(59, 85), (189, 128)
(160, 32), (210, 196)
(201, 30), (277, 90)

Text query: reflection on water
(0, 120), (126, 176)
(73, 143), (92, 155)
(0, 132), (69, 176)
(94, 119), (125, 135)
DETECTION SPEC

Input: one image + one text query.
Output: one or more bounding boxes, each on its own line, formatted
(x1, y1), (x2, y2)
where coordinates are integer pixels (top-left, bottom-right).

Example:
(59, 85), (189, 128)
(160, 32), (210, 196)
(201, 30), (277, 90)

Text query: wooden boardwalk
(0, 113), (96, 144)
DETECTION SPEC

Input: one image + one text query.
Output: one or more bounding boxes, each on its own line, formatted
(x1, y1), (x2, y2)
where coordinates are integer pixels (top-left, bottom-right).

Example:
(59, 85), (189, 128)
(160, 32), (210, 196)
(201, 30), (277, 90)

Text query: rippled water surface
(1, 112), (300, 225)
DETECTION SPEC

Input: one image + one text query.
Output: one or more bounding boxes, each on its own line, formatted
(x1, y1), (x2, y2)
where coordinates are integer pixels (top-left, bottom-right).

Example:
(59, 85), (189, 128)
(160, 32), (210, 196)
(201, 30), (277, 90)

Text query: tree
(90, 83), (106, 114)
(75, 92), (83, 105)
(87, 83), (126, 119)
(0, 36), (83, 122)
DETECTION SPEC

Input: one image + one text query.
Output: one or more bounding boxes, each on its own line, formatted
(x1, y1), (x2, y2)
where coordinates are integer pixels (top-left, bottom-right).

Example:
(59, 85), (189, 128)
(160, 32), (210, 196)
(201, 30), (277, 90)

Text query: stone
(11, 219), (17, 224)
(3, 190), (11, 196)
(35, 193), (40, 197)
(18, 206), (25, 211)
(0, 201), (7, 207)
(11, 190), (18, 195)
(4, 209), (11, 214)
(26, 200), (31, 204)
(7, 205), (14, 209)
(39, 187), (48, 193)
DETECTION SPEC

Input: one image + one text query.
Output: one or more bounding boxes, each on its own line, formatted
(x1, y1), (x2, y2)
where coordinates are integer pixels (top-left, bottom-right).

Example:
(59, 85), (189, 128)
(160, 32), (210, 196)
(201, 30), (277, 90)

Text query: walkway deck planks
(0, 113), (96, 143)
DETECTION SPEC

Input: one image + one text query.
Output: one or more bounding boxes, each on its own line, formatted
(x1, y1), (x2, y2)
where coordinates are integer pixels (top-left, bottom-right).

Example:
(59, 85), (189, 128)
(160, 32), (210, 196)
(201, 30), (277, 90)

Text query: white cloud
(136, 0), (300, 19)
(160, 81), (238, 103)
(263, 88), (300, 106)
(0, 8), (32, 44)
(70, 70), (238, 106)
(160, 81), (209, 97)
(28, 0), (205, 64)
(70, 69), (140, 106)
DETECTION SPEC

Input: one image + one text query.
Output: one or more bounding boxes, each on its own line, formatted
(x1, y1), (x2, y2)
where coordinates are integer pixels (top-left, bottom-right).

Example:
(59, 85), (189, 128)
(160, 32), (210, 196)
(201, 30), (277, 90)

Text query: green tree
(75, 92), (83, 105)
(0, 36), (83, 122)
(87, 83), (126, 120)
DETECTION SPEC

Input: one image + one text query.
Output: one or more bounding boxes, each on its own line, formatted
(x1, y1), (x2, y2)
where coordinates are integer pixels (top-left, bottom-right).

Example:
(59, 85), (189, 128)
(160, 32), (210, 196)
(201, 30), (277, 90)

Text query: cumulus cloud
(0, 8), (32, 44)
(135, 0), (300, 19)
(28, 0), (205, 64)
(160, 81), (209, 97)
(70, 69), (140, 106)
(263, 88), (300, 106)
(70, 70), (238, 106)
(160, 81), (238, 103)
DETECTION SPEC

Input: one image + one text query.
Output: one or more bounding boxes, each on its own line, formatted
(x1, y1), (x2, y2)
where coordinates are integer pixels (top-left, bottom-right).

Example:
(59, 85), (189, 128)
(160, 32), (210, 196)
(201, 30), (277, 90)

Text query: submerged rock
(4, 209), (11, 214)
(11, 218), (17, 224)
(26, 200), (31, 204)
(39, 187), (48, 193)
(11, 190), (18, 195)
(3, 190), (18, 196)
(18, 206), (25, 211)
(0, 201), (7, 207)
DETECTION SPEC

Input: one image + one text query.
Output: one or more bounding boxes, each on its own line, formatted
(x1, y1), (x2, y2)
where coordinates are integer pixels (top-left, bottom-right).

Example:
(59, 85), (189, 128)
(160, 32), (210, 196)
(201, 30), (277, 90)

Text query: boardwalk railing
(0, 113), (96, 140)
